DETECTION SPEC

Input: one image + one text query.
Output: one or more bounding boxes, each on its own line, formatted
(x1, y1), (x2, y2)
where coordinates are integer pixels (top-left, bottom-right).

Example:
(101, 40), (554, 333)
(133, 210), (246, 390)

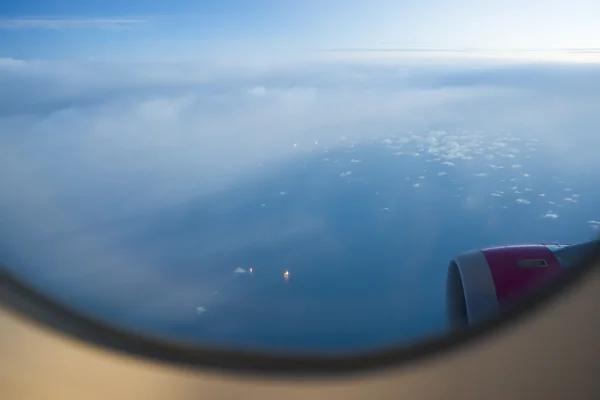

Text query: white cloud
(248, 86), (267, 96)
(511, 164), (522, 168)
(0, 18), (147, 30)
(564, 197), (577, 202)
(413, 183), (420, 188)
(437, 172), (447, 176)
(441, 161), (455, 166)
(280, 191), (287, 195)
(474, 172), (488, 177)
(523, 173), (530, 177)
(340, 171), (352, 177)
(234, 267), (247, 274)
(380, 207), (390, 211)
(516, 198), (531, 204)
(543, 212), (559, 219)
(418, 176), (425, 179)
(539, 193), (546, 197)
(350, 158), (362, 163)
(589, 220), (600, 230)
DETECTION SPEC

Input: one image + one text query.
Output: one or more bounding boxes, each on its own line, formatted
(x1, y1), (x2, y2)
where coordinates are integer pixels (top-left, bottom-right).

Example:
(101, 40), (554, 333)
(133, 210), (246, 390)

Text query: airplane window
(0, 0), (599, 368)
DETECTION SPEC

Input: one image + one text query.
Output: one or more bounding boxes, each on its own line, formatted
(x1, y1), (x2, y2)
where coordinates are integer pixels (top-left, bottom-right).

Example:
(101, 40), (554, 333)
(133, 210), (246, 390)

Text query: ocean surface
(1, 132), (598, 354)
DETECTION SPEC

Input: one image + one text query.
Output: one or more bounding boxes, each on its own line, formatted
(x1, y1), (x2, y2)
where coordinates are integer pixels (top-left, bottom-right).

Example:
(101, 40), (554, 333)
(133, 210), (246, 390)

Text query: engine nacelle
(446, 239), (599, 327)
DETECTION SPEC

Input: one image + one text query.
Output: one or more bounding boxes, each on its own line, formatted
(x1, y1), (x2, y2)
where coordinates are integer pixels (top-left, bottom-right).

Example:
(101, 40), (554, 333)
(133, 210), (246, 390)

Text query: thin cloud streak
(0, 18), (148, 30)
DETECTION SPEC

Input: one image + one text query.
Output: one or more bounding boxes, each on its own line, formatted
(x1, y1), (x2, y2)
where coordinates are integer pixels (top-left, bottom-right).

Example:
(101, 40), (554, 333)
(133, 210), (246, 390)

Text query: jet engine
(446, 239), (599, 327)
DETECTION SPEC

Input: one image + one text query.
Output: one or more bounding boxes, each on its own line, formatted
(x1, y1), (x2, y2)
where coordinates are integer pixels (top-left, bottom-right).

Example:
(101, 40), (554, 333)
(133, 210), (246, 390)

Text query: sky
(1, 0), (600, 61)
(0, 0), (599, 351)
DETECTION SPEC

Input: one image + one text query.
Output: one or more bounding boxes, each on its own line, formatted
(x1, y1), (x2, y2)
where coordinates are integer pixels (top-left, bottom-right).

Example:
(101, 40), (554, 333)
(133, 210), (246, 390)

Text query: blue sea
(1, 133), (598, 355)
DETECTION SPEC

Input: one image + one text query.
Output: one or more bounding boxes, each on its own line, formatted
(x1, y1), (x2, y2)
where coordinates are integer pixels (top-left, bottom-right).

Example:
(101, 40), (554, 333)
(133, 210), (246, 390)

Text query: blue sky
(1, 0), (600, 61)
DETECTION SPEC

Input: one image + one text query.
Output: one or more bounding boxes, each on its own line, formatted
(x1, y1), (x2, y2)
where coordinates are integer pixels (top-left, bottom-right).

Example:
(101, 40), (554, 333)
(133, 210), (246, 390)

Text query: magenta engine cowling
(446, 240), (599, 327)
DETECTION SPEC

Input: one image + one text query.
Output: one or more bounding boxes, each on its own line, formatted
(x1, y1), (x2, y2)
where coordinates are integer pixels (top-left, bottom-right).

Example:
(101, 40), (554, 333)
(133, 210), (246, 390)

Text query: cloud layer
(1, 58), (598, 234)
